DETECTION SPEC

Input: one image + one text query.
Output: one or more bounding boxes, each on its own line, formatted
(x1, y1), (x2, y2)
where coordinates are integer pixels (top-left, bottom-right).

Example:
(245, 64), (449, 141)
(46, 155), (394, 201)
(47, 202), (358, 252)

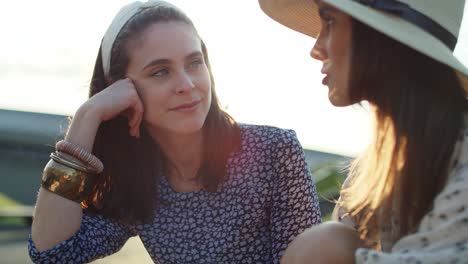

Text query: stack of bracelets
(41, 140), (104, 204)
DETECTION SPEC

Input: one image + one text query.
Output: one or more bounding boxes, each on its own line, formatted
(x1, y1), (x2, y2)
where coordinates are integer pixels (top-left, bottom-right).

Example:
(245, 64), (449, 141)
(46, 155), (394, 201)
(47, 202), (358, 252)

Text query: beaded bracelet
(55, 140), (104, 173)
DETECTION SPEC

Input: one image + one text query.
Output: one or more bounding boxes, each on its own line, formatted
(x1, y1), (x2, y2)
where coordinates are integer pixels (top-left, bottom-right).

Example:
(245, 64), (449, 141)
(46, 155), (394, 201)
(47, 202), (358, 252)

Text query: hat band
(354, 0), (457, 50)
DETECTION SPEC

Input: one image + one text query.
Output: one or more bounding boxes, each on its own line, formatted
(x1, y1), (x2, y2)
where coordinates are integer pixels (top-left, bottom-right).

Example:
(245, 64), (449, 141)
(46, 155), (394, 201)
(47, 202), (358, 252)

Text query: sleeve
(28, 211), (138, 263)
(269, 129), (322, 263)
(355, 165), (468, 264)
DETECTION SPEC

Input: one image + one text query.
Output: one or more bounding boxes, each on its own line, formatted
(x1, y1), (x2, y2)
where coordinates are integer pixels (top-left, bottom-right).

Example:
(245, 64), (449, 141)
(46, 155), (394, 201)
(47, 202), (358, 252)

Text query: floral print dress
(28, 124), (322, 264)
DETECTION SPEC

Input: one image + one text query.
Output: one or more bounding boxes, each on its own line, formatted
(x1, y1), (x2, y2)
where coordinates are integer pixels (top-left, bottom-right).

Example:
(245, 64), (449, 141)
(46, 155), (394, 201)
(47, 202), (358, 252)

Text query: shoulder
(238, 123), (299, 146)
(229, 124), (302, 169)
(229, 124), (305, 169)
(446, 119), (468, 186)
(413, 121), (468, 243)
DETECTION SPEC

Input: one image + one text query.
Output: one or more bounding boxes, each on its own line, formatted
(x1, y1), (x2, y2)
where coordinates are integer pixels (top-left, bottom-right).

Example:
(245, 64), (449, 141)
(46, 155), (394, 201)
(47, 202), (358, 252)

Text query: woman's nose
(310, 34), (327, 61)
(175, 72), (195, 94)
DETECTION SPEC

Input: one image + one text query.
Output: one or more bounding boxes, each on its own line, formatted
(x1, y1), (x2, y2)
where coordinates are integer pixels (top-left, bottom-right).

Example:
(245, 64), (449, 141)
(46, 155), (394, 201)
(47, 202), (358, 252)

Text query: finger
(127, 111), (139, 137)
(124, 78), (143, 138)
(128, 100), (144, 138)
(132, 102), (144, 138)
(131, 114), (142, 138)
(129, 97), (144, 127)
(127, 109), (138, 130)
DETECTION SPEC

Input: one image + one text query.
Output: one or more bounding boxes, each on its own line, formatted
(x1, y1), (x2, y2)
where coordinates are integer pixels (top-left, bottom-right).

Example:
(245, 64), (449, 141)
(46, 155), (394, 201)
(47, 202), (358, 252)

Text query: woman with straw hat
(259, 0), (468, 263)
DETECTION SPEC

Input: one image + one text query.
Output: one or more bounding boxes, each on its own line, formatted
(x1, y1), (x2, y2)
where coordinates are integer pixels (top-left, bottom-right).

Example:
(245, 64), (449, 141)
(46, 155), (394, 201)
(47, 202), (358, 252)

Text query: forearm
(31, 105), (102, 251)
(64, 103), (103, 152)
(281, 221), (363, 264)
(31, 188), (83, 251)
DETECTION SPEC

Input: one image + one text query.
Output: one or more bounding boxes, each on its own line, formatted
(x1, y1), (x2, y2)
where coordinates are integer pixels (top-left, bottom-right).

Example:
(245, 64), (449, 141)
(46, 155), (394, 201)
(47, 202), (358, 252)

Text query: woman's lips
(322, 75), (329, 85)
(321, 62), (331, 86)
(169, 100), (201, 112)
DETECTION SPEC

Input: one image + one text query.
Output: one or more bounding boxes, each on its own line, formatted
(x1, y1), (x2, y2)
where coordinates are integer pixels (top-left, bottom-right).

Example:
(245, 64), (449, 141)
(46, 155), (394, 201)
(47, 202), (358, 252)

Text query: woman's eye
(322, 16), (334, 27)
(319, 10), (334, 29)
(152, 69), (169, 77)
(188, 59), (203, 70)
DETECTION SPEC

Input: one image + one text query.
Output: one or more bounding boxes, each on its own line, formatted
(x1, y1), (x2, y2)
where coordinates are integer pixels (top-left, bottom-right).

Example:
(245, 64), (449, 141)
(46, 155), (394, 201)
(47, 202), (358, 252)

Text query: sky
(1, 0), (467, 157)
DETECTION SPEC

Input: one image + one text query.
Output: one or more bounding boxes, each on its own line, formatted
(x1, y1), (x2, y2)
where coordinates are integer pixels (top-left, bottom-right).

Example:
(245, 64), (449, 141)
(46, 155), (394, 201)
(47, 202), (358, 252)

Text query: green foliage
(0, 193), (21, 207)
(313, 162), (346, 198)
(0, 193), (26, 227)
(312, 161), (347, 221)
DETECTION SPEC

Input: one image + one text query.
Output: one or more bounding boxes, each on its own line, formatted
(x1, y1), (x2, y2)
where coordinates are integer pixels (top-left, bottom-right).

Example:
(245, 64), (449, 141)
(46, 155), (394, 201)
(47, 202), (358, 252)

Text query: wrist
(76, 101), (104, 123)
(65, 103), (103, 152)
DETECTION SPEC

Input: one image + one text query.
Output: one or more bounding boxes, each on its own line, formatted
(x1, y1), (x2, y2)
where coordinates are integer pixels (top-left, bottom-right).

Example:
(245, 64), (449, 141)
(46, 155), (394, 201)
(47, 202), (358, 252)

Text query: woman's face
(311, 2), (353, 107)
(126, 21), (212, 136)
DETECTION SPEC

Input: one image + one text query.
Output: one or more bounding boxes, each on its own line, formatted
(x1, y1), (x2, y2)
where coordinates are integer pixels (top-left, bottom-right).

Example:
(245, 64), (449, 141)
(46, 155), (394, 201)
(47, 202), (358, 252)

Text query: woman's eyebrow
(142, 58), (170, 71)
(186, 51), (203, 60)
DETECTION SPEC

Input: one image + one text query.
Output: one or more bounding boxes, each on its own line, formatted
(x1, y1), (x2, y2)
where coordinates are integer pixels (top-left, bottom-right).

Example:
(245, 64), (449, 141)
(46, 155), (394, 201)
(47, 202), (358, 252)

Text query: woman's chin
(171, 119), (206, 135)
(328, 95), (350, 107)
(327, 88), (354, 107)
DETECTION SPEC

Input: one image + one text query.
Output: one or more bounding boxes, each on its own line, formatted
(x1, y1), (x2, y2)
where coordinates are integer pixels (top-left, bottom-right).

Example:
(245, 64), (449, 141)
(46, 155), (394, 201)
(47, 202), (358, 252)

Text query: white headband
(101, 0), (178, 79)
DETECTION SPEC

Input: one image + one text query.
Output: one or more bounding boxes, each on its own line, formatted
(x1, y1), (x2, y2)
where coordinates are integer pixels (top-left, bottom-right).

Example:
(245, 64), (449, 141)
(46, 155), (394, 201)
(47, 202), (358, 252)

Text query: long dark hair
(340, 19), (467, 246)
(83, 5), (241, 223)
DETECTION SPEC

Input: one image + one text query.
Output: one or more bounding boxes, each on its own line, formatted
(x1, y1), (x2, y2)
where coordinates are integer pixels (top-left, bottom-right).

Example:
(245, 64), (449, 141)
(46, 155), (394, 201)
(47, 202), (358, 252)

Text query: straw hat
(258, 0), (468, 91)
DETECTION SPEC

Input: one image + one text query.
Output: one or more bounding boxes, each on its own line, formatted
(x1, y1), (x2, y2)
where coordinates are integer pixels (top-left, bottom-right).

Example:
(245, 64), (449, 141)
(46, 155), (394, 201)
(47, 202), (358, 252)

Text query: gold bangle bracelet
(41, 159), (96, 203)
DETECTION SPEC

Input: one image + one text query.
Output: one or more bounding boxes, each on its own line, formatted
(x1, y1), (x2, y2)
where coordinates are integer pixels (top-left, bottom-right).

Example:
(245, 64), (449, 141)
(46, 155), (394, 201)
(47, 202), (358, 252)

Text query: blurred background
(1, 0), (467, 263)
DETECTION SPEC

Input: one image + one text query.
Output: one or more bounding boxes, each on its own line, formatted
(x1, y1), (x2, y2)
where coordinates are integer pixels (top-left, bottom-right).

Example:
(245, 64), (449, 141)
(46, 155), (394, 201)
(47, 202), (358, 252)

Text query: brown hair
(83, 6), (240, 223)
(340, 19), (467, 246)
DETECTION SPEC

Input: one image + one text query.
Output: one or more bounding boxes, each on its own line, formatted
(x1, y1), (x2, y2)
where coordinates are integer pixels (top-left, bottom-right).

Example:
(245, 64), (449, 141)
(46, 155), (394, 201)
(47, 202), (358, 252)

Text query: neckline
(160, 174), (205, 197)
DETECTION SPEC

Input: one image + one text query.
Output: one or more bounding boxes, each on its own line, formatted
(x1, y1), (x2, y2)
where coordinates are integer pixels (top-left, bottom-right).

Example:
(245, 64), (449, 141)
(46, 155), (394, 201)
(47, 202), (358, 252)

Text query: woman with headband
(259, 0), (468, 263)
(28, 1), (321, 263)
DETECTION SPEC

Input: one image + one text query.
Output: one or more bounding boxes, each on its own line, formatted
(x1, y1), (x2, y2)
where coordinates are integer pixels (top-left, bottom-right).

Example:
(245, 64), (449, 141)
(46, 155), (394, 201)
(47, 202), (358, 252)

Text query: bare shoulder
(281, 221), (363, 264)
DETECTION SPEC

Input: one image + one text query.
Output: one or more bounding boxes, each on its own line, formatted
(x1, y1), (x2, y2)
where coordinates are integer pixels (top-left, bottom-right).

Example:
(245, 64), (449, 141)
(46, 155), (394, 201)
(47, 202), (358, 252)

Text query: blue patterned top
(29, 124), (322, 264)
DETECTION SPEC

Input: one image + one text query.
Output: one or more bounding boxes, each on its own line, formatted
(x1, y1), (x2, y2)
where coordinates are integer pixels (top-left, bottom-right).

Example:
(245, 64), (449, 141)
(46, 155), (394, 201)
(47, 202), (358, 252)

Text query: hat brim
(258, 0), (468, 92)
(258, 0), (321, 38)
